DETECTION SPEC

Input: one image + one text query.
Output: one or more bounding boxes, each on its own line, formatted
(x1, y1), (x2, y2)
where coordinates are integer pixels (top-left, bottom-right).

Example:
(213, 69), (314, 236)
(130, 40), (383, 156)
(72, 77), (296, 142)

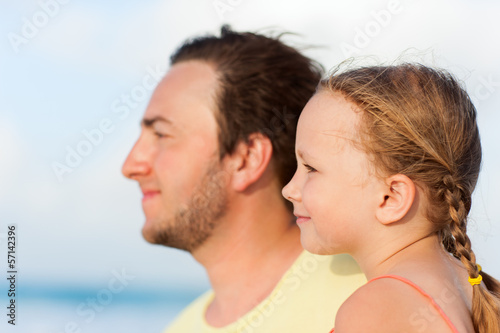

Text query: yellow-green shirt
(163, 251), (365, 333)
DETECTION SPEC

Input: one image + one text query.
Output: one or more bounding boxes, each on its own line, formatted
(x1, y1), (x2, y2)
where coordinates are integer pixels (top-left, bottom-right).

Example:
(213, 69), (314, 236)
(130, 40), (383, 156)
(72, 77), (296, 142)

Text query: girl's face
(282, 91), (383, 255)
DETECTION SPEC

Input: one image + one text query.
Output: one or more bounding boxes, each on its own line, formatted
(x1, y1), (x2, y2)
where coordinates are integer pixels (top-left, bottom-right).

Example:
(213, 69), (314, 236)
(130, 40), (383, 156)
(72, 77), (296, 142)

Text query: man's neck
(192, 198), (303, 327)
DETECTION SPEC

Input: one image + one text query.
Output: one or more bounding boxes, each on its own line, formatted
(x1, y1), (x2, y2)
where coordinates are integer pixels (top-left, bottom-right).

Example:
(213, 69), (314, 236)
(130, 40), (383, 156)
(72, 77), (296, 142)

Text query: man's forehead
(160, 61), (219, 93)
(139, 61), (220, 136)
(151, 61), (218, 109)
(143, 61), (219, 117)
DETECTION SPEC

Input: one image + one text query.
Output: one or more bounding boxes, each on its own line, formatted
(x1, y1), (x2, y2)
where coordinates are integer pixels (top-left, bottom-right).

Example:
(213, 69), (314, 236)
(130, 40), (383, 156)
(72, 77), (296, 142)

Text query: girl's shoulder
(334, 275), (460, 332)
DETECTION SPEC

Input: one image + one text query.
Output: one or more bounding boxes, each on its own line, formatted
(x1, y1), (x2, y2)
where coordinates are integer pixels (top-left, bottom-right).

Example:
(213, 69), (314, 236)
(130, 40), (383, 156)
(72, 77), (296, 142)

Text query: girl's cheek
(303, 181), (333, 223)
(302, 181), (316, 214)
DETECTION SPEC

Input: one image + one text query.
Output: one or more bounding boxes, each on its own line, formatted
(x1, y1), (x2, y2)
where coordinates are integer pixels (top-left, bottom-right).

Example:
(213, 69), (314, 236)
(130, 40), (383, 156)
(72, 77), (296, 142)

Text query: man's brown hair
(170, 25), (323, 190)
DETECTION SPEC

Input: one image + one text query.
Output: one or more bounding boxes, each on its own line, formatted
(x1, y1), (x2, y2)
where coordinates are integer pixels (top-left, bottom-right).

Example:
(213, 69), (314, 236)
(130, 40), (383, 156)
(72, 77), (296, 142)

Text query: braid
(442, 175), (500, 332)
(439, 229), (458, 259)
(442, 175), (476, 271)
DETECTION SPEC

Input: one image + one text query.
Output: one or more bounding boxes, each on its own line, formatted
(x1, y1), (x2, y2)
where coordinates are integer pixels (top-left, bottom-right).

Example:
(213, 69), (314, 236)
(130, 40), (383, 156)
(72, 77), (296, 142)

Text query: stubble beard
(142, 161), (229, 252)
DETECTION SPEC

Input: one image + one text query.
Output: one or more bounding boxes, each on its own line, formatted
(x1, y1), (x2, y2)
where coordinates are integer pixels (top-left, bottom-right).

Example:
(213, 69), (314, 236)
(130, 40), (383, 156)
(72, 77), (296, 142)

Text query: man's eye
(303, 164), (316, 173)
(154, 132), (167, 138)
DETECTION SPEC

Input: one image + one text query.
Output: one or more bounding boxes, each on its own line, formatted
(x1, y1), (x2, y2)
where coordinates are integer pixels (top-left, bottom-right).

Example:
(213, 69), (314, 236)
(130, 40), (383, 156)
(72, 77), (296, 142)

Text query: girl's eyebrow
(297, 149), (313, 160)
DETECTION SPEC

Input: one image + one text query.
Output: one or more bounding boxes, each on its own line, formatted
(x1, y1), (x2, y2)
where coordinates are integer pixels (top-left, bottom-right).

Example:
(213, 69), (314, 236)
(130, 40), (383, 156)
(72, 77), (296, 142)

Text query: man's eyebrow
(141, 116), (173, 128)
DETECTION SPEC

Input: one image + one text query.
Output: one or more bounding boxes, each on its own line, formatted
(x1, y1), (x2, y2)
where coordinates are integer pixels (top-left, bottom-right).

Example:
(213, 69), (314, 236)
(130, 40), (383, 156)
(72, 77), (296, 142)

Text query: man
(122, 26), (365, 332)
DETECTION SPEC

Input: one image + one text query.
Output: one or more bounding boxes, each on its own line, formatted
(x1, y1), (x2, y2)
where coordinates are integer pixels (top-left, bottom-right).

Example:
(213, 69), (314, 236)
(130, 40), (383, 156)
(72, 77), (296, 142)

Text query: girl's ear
(375, 174), (416, 225)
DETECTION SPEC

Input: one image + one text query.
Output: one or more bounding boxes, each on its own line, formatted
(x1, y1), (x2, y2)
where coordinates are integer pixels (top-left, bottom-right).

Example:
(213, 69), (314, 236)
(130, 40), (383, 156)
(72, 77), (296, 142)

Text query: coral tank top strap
(368, 275), (459, 333)
(328, 275), (459, 333)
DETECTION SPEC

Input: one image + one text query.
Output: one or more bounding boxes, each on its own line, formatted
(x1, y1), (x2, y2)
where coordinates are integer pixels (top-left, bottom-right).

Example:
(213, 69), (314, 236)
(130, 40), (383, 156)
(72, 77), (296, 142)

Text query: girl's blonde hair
(321, 63), (500, 332)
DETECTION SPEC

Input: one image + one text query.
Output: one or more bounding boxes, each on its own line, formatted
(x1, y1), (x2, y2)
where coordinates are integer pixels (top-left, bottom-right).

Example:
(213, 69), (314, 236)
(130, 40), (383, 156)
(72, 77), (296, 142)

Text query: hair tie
(469, 274), (482, 286)
(468, 264), (483, 286)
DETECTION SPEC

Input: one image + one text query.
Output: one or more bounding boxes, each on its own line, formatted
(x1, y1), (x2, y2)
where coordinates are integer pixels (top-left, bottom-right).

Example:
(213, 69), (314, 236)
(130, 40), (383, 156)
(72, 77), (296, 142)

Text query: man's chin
(141, 222), (163, 245)
(141, 222), (192, 251)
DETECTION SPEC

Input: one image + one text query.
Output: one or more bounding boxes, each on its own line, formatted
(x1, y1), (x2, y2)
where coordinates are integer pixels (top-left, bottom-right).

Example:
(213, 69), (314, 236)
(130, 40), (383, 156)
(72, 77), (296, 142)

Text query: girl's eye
(303, 164), (317, 173)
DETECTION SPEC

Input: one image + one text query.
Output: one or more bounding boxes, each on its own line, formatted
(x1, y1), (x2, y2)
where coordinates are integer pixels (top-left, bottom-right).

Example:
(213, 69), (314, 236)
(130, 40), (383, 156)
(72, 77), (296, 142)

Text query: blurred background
(1, 0), (499, 332)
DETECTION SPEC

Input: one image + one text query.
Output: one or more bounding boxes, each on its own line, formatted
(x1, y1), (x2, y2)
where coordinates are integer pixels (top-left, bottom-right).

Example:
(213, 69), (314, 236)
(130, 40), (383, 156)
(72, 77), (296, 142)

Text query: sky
(1, 0), (499, 331)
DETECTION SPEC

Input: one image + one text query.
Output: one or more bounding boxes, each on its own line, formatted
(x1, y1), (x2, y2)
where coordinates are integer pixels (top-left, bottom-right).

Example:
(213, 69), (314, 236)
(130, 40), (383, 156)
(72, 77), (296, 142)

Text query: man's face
(122, 60), (229, 252)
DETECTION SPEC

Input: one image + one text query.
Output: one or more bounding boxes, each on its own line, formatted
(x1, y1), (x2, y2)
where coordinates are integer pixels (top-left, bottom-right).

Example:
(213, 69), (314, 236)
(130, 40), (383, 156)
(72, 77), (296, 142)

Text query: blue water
(0, 285), (206, 333)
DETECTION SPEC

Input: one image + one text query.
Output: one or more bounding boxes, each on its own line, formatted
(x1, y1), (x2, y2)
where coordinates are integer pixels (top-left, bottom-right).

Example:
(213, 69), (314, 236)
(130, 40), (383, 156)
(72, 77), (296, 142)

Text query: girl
(282, 63), (500, 332)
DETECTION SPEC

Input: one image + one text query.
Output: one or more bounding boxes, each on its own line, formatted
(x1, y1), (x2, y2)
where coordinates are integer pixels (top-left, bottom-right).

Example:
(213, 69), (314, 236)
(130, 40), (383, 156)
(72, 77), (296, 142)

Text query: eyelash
(303, 164), (316, 173)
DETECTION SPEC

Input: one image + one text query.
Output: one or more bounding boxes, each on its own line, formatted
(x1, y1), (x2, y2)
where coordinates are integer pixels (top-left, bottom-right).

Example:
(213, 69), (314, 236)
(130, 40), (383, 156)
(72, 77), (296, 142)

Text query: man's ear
(375, 174), (415, 225)
(226, 133), (273, 192)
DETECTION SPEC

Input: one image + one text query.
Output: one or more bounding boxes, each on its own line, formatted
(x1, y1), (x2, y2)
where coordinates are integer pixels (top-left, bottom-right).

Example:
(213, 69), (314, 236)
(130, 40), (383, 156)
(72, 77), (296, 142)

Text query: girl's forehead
(298, 91), (360, 143)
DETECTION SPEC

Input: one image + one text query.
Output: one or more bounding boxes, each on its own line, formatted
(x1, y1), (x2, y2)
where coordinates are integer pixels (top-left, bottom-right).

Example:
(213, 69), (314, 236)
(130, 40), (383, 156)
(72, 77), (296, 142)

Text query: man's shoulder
(162, 252), (365, 333)
(286, 251), (364, 284)
(277, 251), (365, 304)
(163, 290), (214, 333)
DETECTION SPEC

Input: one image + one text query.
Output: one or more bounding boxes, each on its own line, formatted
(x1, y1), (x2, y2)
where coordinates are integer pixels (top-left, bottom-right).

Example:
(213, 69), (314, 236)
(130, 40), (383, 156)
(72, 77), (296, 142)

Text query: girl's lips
(296, 216), (311, 224)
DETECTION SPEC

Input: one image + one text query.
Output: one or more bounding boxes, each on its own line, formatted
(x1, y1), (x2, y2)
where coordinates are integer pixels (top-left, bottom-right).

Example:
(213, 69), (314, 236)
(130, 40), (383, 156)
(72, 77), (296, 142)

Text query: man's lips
(142, 190), (160, 201)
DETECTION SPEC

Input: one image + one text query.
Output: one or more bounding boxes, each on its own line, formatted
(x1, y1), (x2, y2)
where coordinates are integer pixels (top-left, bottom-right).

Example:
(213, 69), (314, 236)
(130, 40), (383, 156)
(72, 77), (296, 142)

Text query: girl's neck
(356, 232), (444, 280)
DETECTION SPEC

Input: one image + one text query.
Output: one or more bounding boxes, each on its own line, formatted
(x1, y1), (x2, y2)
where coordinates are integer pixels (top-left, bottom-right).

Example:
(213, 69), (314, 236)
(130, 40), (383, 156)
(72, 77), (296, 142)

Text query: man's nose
(122, 136), (152, 181)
